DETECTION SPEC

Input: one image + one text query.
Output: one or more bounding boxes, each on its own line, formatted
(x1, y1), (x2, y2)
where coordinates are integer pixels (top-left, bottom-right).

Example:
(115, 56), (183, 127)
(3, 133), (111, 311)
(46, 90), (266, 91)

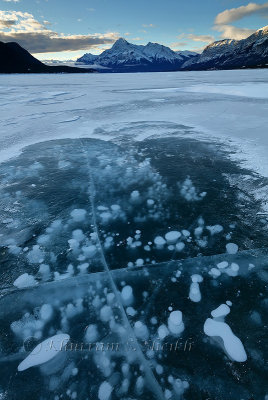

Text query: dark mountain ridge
(0, 41), (95, 74)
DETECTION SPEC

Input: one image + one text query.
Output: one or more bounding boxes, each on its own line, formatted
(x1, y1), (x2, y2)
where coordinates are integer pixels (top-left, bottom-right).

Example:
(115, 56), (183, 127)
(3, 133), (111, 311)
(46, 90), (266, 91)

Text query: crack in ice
(79, 139), (166, 400)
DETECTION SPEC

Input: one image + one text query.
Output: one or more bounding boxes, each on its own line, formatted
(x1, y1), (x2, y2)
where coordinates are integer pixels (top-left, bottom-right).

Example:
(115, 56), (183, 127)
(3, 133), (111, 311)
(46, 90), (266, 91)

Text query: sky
(0, 0), (268, 60)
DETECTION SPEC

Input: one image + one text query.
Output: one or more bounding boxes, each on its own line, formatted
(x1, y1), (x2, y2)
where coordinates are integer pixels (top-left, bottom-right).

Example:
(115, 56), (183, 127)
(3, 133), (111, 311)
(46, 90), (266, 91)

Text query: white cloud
(214, 2), (268, 39)
(176, 32), (214, 44)
(215, 2), (268, 25)
(213, 24), (255, 40)
(186, 34), (214, 43)
(2, 0), (20, 3)
(0, 18), (16, 28)
(0, 10), (119, 53)
(170, 41), (188, 49)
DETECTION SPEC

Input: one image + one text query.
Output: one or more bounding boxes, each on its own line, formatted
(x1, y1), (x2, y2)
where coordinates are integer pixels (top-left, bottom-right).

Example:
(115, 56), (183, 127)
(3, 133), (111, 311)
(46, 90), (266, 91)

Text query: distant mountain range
(78, 26), (268, 72)
(1, 25), (267, 74)
(0, 41), (95, 74)
(182, 25), (268, 71)
(77, 38), (198, 72)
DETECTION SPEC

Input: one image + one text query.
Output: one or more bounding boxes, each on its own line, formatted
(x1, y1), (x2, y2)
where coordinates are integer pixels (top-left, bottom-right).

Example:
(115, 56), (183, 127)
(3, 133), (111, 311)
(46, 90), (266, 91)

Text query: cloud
(170, 41), (188, 49)
(0, 10), (119, 53)
(171, 41), (205, 53)
(0, 18), (16, 28)
(190, 45), (207, 53)
(2, 0), (20, 2)
(0, 31), (119, 52)
(142, 23), (155, 28)
(213, 24), (255, 40)
(214, 2), (268, 39)
(215, 2), (268, 25)
(186, 34), (214, 43)
(176, 32), (214, 44)
(0, 10), (47, 31)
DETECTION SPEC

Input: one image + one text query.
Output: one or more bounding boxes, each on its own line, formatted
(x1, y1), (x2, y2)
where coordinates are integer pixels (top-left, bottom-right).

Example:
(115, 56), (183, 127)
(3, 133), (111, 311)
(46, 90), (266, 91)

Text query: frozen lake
(0, 70), (267, 400)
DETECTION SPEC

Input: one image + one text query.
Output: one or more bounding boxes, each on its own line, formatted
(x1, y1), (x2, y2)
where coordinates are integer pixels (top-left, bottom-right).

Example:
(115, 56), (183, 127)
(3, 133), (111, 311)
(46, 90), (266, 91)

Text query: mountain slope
(77, 38), (198, 72)
(181, 26), (268, 71)
(0, 41), (95, 74)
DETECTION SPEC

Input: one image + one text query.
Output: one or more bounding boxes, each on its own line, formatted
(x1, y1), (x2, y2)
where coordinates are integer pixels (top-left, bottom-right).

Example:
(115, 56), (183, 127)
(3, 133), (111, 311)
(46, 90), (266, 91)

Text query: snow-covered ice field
(0, 70), (267, 400)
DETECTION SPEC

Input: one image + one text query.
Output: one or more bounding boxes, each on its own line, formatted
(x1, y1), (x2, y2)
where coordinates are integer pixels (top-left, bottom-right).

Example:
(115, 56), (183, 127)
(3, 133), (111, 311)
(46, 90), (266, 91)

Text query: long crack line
(79, 139), (166, 400)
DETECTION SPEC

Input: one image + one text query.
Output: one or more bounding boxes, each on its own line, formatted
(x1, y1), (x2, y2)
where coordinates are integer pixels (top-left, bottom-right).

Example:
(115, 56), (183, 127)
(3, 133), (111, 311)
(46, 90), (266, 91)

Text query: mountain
(77, 38), (198, 72)
(181, 26), (268, 71)
(0, 41), (95, 74)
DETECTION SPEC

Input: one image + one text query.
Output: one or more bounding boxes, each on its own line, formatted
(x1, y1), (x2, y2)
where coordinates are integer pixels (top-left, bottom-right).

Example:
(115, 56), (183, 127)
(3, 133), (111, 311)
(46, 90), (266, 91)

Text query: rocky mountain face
(181, 26), (268, 70)
(77, 38), (198, 72)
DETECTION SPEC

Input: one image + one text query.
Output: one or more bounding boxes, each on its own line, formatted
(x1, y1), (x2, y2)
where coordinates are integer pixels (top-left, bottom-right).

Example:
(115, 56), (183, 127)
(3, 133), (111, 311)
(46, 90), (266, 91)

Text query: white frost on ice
(136, 258), (144, 267)
(157, 324), (169, 340)
(121, 285), (134, 306)
(204, 303), (247, 362)
(173, 378), (189, 396)
(226, 243), (239, 254)
(70, 209), (87, 222)
(209, 268), (221, 278)
(40, 304), (53, 322)
(126, 307), (136, 317)
(100, 305), (112, 323)
(85, 324), (99, 342)
(38, 264), (51, 281)
(165, 231), (181, 244)
(168, 311), (184, 336)
(176, 242), (185, 252)
(130, 190), (141, 204)
(182, 230), (190, 237)
(211, 304), (230, 319)
(147, 199), (155, 207)
(206, 225), (223, 235)
(204, 318), (247, 362)
(98, 381), (113, 400)
(13, 273), (37, 288)
(27, 245), (44, 264)
(18, 334), (70, 371)
(154, 236), (166, 248)
(134, 321), (149, 340)
(189, 274), (203, 302)
(217, 261), (228, 269)
(179, 177), (207, 202)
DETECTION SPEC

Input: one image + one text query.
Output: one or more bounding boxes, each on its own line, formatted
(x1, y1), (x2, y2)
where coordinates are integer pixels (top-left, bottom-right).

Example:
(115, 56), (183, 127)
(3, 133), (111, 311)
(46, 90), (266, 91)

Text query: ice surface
(0, 70), (267, 400)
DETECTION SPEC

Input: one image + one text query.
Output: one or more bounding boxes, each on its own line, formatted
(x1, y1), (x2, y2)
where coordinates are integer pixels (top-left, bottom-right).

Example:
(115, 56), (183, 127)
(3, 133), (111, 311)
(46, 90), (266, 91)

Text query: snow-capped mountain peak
(77, 38), (197, 72)
(181, 25), (268, 71)
(111, 37), (132, 50)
